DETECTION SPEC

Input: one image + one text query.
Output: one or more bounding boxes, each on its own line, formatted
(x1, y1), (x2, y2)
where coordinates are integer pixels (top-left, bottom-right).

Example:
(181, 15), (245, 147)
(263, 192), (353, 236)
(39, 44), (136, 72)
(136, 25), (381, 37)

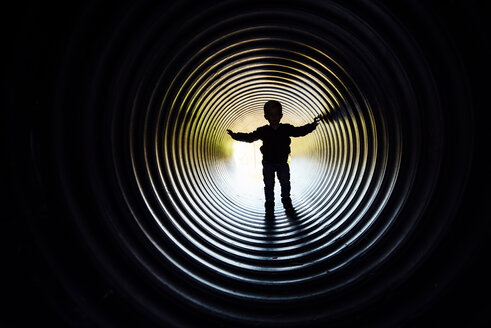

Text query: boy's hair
(264, 100), (282, 117)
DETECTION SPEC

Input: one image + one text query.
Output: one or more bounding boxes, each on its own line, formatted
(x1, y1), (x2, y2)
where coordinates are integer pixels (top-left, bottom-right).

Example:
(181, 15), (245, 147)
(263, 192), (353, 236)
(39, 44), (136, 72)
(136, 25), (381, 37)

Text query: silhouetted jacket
(230, 123), (316, 163)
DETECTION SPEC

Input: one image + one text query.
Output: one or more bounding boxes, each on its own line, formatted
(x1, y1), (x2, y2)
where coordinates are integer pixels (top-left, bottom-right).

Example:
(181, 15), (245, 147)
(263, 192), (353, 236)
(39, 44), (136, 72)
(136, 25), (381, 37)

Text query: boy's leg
(277, 163), (291, 199)
(262, 161), (275, 217)
(277, 163), (293, 210)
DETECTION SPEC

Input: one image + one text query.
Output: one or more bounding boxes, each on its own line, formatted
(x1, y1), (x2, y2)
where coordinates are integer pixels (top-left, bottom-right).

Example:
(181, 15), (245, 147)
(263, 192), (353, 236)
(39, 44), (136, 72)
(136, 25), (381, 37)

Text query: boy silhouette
(227, 100), (319, 219)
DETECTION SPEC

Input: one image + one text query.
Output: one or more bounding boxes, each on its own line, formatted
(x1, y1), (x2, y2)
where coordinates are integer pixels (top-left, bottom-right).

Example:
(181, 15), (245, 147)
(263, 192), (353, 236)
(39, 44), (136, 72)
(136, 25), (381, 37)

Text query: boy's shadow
(285, 208), (298, 221)
(264, 216), (276, 235)
(263, 208), (297, 233)
(263, 207), (304, 234)
(285, 208), (305, 235)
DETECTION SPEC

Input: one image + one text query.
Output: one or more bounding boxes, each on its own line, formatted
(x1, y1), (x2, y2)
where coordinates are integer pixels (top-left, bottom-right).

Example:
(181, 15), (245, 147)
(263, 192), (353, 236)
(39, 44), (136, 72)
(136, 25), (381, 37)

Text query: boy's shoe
(265, 201), (275, 219)
(281, 197), (293, 212)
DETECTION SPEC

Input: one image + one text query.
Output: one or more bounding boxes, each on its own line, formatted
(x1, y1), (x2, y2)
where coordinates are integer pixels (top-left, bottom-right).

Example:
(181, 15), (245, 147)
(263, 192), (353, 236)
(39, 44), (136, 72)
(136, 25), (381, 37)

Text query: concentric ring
(115, 1), (436, 322)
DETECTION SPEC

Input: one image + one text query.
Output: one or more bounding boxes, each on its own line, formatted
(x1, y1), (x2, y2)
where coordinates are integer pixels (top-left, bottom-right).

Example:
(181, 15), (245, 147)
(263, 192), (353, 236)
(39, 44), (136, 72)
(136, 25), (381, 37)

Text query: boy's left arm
(288, 118), (319, 137)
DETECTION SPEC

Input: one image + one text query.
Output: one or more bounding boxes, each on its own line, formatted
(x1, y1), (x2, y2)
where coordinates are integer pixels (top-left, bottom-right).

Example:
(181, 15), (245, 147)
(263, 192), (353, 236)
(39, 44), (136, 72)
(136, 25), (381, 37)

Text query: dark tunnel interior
(3, 1), (490, 327)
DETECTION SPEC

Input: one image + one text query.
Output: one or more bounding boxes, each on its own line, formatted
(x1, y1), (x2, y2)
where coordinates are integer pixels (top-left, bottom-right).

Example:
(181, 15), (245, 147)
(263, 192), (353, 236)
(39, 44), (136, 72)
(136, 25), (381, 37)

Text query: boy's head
(264, 100), (282, 127)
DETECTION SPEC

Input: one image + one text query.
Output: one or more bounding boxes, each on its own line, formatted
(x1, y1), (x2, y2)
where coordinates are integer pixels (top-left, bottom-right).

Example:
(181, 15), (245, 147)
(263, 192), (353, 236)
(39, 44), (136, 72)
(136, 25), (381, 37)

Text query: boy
(227, 100), (319, 219)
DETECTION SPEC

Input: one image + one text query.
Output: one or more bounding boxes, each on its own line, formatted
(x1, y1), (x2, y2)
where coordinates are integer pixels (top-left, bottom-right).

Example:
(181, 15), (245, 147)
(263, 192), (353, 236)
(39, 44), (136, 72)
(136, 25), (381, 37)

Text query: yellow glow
(232, 140), (262, 173)
(229, 140), (264, 196)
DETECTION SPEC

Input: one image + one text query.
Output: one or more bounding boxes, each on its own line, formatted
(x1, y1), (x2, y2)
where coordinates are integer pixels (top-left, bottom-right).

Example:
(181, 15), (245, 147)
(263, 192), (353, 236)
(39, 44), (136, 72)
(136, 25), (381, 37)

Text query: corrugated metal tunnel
(6, 1), (489, 327)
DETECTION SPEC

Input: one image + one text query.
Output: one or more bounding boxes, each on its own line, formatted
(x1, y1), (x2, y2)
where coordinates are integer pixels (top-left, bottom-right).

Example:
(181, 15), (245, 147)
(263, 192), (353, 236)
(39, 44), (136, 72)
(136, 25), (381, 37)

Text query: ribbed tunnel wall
(6, 1), (489, 327)
(125, 4), (407, 321)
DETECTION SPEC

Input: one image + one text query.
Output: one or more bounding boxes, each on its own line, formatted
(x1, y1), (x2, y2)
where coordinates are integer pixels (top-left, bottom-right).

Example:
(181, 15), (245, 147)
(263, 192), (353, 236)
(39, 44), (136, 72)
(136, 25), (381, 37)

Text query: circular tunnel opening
(120, 3), (425, 323)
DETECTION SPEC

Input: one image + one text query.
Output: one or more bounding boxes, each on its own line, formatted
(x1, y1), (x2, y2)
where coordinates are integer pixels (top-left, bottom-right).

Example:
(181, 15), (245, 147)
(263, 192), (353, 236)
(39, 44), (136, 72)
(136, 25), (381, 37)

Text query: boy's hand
(227, 129), (235, 138)
(315, 113), (330, 124)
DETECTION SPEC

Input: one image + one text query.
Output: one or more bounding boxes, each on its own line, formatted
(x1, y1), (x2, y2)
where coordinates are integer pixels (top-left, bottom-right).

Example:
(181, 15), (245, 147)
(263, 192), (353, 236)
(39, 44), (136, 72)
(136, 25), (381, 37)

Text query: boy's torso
(258, 124), (292, 163)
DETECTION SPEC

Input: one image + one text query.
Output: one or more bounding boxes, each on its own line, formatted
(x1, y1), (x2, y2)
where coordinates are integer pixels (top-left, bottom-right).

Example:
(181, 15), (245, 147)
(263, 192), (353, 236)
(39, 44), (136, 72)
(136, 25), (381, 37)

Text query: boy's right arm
(227, 129), (260, 143)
